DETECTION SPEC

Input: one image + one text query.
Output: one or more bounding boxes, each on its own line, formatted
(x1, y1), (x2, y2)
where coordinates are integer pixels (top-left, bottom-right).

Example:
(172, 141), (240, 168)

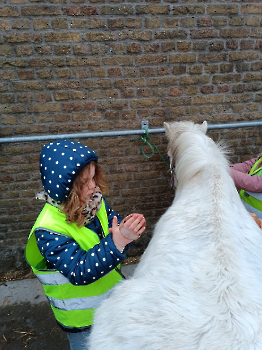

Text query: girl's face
(81, 163), (96, 199)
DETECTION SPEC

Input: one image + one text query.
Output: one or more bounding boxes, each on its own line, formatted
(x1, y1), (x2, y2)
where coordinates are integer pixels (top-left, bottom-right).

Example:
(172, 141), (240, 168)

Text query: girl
(26, 139), (146, 350)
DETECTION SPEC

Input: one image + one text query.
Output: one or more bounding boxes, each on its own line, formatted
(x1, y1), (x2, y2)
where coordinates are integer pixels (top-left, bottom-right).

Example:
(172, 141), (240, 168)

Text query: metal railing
(0, 120), (262, 144)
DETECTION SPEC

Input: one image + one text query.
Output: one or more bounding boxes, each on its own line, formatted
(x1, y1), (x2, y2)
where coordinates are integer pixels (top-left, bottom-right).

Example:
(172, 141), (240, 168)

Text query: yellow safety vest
(25, 200), (122, 330)
(239, 158), (262, 213)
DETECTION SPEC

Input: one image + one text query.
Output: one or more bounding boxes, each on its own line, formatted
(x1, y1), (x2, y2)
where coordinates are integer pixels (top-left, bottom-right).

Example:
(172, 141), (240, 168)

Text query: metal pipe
(207, 121), (262, 130)
(0, 130), (149, 144)
(0, 120), (262, 144)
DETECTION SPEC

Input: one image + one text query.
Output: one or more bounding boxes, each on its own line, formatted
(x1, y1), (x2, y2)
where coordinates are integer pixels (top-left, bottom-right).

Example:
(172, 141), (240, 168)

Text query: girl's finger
(126, 215), (144, 229)
(132, 218), (146, 231)
(125, 214), (139, 224)
(137, 225), (146, 236)
(112, 216), (118, 230)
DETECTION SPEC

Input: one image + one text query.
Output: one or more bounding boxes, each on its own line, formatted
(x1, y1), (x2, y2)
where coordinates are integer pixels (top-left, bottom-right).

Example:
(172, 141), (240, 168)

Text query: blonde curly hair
(63, 161), (109, 227)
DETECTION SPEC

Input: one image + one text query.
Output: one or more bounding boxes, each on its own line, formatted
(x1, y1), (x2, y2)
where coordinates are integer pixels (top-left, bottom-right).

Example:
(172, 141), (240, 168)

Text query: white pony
(89, 121), (262, 350)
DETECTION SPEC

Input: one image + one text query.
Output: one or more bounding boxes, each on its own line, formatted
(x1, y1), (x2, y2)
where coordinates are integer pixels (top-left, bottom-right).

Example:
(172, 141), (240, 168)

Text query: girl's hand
(110, 214), (146, 253)
(119, 213), (146, 240)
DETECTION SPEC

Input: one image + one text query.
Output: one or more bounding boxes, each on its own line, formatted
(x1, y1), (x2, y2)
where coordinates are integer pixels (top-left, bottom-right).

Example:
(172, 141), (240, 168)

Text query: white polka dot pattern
(40, 139), (98, 202)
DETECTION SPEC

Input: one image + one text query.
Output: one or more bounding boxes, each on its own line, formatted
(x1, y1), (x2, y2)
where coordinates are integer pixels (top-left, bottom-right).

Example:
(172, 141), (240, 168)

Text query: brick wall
(0, 0), (262, 273)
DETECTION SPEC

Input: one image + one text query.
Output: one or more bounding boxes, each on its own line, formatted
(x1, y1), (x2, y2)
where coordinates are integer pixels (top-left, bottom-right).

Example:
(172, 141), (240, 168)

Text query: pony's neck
(175, 164), (235, 209)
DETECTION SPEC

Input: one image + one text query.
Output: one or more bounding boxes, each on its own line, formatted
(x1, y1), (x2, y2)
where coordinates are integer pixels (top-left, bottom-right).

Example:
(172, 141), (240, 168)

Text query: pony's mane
(165, 121), (230, 189)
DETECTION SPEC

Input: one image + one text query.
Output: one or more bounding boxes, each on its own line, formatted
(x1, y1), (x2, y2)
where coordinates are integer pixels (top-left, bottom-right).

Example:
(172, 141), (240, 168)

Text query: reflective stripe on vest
(35, 272), (70, 285)
(47, 288), (113, 311)
(25, 200), (122, 329)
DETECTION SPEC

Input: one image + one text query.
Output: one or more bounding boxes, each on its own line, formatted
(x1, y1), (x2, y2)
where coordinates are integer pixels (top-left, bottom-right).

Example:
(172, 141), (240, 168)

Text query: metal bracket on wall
(141, 120), (149, 131)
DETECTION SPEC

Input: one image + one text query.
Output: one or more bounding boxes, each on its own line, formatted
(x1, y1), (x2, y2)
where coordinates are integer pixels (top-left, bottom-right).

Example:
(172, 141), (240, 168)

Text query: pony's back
(89, 121), (262, 350)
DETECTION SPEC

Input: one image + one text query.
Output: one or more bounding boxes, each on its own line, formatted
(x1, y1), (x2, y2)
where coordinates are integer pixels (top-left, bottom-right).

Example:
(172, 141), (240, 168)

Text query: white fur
(89, 121), (262, 350)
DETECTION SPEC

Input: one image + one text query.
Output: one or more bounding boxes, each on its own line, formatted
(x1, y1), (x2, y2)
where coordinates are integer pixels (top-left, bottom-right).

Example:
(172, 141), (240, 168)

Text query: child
(230, 153), (262, 218)
(25, 139), (146, 350)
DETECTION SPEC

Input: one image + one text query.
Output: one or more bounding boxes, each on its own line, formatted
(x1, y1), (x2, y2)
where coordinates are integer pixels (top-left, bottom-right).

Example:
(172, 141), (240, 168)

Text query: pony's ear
(164, 122), (172, 139)
(200, 121), (208, 134)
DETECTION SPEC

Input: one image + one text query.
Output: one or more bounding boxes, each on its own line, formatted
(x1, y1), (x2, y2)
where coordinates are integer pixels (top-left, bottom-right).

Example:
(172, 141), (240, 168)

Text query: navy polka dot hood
(40, 139), (98, 202)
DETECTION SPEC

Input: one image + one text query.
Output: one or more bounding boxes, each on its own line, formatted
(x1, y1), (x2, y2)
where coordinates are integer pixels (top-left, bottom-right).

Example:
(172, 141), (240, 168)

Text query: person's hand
(110, 213), (146, 253)
(249, 212), (262, 228)
(119, 213), (146, 240)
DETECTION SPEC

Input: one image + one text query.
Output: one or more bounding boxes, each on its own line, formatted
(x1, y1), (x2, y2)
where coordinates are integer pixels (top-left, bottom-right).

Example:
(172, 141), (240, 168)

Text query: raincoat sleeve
(35, 229), (126, 286)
